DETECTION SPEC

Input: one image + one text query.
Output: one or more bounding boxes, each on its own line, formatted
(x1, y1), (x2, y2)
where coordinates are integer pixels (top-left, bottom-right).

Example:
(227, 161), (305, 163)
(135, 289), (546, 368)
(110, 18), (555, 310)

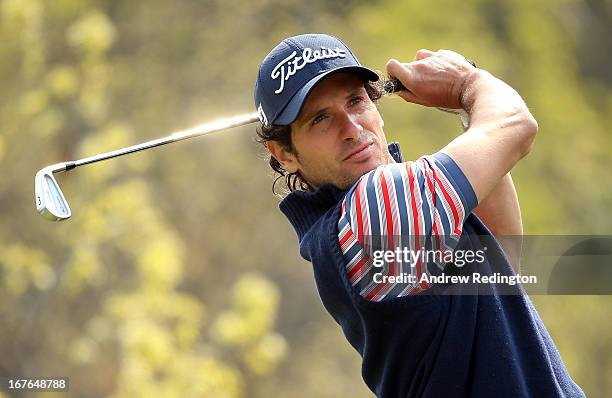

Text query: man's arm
(440, 69), (537, 203)
(386, 50), (538, 204)
(473, 173), (523, 273)
(387, 50), (535, 272)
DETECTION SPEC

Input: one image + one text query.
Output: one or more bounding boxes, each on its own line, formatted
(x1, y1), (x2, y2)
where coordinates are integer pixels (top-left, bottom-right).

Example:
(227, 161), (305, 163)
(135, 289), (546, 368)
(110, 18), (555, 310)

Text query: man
(254, 34), (584, 397)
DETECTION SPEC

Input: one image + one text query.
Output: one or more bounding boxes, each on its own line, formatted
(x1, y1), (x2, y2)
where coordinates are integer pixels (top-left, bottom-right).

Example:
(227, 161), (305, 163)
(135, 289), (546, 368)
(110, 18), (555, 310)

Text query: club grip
(384, 58), (476, 94)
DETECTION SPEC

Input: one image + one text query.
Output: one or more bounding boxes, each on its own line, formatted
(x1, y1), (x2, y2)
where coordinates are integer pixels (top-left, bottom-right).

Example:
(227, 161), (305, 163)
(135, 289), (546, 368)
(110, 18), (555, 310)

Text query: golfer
(254, 34), (584, 397)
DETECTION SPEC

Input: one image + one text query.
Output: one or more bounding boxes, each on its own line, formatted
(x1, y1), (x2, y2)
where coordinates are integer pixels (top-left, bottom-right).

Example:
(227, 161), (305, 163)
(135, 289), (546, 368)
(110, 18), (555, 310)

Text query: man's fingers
(386, 58), (413, 88)
(414, 49), (434, 61)
(387, 49), (475, 109)
(395, 90), (436, 107)
(387, 58), (440, 106)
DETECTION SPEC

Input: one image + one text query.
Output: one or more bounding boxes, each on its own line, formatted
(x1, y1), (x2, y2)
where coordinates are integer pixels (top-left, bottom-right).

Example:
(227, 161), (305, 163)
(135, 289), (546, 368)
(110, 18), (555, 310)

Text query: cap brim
(274, 66), (379, 126)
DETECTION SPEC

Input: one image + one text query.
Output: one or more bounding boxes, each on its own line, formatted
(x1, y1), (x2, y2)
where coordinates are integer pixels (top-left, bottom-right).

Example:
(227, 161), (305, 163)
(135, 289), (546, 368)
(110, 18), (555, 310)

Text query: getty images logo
(270, 47), (346, 94)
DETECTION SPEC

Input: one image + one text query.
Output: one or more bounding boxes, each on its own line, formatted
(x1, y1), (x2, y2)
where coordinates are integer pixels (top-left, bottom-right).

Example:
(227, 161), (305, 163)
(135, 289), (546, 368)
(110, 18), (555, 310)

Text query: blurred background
(0, 0), (610, 397)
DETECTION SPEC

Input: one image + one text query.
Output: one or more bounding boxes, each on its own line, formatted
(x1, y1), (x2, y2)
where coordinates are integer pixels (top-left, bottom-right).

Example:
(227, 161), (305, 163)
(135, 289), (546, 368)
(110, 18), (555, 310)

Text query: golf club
(35, 112), (259, 221)
(35, 66), (476, 222)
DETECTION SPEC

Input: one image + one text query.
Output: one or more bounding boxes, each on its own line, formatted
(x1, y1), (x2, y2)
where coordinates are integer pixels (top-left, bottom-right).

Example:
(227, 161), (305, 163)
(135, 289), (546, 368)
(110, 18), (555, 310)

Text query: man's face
(269, 72), (393, 190)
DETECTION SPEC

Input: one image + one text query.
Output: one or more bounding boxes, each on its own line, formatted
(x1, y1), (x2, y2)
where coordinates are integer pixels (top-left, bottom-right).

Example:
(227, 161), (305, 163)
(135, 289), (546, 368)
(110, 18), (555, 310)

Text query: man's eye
(349, 96), (364, 105)
(312, 114), (326, 125)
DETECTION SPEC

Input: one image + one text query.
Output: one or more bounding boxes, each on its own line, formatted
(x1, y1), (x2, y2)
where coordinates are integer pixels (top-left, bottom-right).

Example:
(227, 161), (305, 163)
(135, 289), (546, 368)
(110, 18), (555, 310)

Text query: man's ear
(267, 141), (300, 174)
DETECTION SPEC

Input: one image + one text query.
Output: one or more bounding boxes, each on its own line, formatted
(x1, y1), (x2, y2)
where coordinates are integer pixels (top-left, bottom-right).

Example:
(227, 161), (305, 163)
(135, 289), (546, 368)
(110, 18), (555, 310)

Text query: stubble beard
(298, 144), (394, 191)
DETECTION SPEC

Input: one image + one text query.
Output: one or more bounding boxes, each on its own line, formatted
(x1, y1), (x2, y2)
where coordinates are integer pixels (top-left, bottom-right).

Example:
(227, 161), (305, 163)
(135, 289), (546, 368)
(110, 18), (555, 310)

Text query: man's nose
(339, 111), (363, 140)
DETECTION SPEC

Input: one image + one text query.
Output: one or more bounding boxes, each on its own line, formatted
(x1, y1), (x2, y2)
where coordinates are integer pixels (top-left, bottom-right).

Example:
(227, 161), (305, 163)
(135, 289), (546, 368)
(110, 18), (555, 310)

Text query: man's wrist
(459, 69), (493, 114)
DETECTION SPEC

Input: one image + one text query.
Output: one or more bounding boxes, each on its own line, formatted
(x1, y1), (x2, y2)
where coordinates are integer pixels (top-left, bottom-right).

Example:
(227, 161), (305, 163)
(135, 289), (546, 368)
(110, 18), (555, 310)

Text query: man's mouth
(344, 141), (375, 161)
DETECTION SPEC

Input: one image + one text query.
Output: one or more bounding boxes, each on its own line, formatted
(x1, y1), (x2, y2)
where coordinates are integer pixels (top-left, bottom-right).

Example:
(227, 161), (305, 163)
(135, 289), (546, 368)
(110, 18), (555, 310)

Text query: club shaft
(62, 112), (259, 171)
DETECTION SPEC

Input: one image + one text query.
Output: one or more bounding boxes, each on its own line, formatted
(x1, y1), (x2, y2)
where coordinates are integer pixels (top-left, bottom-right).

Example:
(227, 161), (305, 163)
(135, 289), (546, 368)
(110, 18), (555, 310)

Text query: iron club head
(35, 165), (71, 221)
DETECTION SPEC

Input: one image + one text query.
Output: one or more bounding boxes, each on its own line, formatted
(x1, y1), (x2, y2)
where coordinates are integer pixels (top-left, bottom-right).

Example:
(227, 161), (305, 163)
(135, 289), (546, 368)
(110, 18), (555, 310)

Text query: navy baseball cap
(254, 34), (379, 127)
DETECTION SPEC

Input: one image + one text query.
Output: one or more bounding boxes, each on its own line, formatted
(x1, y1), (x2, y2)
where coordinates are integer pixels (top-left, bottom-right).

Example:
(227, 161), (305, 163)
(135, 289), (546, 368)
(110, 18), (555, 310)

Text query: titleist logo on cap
(257, 104), (269, 126)
(271, 46), (346, 94)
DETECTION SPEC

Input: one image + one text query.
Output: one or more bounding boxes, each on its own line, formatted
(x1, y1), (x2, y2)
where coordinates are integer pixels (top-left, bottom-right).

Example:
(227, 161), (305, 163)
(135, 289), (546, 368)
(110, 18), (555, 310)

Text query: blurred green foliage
(0, 0), (610, 397)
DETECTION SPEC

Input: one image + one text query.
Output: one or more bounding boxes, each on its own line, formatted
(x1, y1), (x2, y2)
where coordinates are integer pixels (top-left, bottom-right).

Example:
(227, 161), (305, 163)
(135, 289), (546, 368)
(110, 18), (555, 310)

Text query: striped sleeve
(337, 152), (478, 301)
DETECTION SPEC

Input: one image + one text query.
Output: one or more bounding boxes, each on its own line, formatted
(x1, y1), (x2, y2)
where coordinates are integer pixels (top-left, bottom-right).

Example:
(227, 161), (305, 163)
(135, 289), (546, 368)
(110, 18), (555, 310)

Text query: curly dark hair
(255, 77), (387, 195)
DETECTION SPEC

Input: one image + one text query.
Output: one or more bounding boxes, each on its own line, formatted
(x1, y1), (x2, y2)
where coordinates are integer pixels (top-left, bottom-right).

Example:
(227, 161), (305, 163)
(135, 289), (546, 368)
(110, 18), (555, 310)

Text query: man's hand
(386, 49), (478, 109)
